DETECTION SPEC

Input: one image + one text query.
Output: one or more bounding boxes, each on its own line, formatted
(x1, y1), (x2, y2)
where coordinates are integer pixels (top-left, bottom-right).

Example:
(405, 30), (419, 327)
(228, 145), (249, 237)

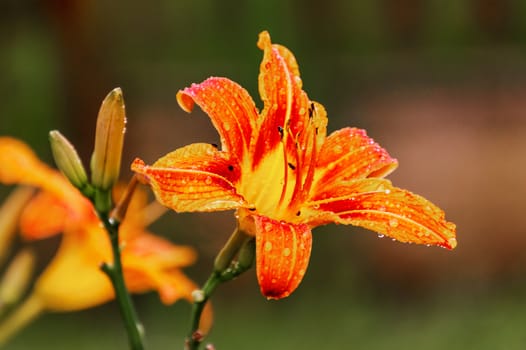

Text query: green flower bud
(236, 237), (255, 271)
(0, 249), (35, 306)
(0, 187), (34, 268)
(49, 130), (88, 191)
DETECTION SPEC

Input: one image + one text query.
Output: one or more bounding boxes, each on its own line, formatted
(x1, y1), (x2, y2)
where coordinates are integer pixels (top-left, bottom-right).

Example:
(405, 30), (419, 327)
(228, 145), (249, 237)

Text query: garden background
(1, 1), (526, 349)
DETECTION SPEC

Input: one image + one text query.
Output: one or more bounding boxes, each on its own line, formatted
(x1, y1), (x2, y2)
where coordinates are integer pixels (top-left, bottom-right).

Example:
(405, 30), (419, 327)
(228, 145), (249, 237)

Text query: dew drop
(264, 241), (273, 252)
(384, 189), (391, 194)
(283, 248), (291, 257)
(388, 218), (399, 228)
(223, 123), (231, 131)
(271, 278), (277, 284)
(333, 145), (343, 154)
(378, 234), (384, 238)
(204, 176), (212, 185)
(299, 107), (306, 115)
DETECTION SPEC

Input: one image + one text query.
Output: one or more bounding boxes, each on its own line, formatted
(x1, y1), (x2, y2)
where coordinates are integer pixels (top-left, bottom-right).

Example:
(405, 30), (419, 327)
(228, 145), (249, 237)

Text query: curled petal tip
(446, 237), (457, 250)
(110, 87), (123, 97)
(130, 158), (150, 185)
(176, 90), (195, 113)
(257, 31), (271, 50)
(130, 158), (146, 171)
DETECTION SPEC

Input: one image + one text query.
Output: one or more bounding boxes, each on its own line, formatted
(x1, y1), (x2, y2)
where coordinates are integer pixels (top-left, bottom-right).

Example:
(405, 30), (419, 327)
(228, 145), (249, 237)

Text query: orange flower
(0, 137), (209, 335)
(132, 31), (457, 299)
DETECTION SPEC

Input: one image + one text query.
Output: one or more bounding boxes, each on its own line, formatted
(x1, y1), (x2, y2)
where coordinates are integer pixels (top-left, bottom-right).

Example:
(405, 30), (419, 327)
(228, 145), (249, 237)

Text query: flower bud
(49, 130), (88, 191)
(90, 88), (126, 190)
(0, 249), (35, 307)
(213, 228), (249, 273)
(236, 237), (255, 271)
(0, 187), (34, 268)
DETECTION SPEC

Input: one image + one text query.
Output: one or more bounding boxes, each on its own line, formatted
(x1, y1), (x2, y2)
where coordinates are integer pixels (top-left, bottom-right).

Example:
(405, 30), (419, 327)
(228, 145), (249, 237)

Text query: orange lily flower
(131, 31), (457, 299)
(0, 137), (211, 340)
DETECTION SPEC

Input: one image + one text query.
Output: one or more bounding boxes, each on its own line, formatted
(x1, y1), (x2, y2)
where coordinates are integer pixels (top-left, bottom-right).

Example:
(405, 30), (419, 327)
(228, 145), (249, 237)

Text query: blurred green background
(2, 0), (526, 349)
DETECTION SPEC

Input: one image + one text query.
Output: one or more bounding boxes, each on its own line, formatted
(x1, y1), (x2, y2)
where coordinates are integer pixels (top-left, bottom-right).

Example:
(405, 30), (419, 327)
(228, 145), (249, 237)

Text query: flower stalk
(90, 88), (145, 349)
(186, 227), (255, 350)
(99, 209), (145, 350)
(51, 88), (145, 350)
(96, 175), (144, 350)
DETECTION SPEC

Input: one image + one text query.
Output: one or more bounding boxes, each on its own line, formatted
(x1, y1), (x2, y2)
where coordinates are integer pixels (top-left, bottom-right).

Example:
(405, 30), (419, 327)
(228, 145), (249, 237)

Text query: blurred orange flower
(0, 137), (207, 327)
(132, 31), (457, 299)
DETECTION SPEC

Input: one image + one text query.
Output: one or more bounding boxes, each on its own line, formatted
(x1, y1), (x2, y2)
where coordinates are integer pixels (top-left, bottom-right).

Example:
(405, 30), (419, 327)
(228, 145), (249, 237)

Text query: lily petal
(306, 178), (457, 249)
(0, 137), (92, 221)
(253, 215), (312, 299)
(313, 128), (398, 197)
(34, 224), (113, 312)
(19, 192), (70, 240)
(131, 143), (247, 212)
(123, 232), (197, 268)
(120, 232), (214, 332)
(253, 31), (310, 168)
(177, 77), (258, 163)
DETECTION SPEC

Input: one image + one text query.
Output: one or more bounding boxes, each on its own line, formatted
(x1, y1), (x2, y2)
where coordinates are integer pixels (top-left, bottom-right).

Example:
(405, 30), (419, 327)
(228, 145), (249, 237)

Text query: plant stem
(95, 188), (145, 350)
(186, 229), (255, 350)
(186, 272), (222, 350)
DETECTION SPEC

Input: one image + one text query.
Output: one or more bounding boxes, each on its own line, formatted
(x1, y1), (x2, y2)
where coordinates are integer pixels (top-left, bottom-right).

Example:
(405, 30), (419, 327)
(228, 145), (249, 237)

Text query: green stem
(95, 189), (145, 350)
(186, 229), (255, 350)
(186, 272), (222, 349)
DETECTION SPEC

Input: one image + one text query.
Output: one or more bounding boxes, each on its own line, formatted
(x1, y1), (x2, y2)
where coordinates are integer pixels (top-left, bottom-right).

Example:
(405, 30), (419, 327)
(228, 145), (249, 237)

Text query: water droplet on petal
(388, 218), (399, 228)
(264, 241), (273, 252)
(282, 248), (291, 257)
